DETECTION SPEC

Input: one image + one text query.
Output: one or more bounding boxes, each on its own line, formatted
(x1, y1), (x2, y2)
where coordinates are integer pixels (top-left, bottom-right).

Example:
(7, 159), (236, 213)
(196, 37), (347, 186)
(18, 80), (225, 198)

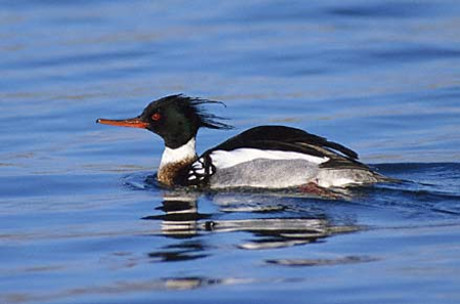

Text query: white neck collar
(159, 138), (197, 168)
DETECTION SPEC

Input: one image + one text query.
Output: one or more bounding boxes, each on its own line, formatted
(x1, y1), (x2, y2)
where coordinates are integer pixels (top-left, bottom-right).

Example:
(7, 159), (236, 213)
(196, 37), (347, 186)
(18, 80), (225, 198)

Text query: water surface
(1, 1), (460, 303)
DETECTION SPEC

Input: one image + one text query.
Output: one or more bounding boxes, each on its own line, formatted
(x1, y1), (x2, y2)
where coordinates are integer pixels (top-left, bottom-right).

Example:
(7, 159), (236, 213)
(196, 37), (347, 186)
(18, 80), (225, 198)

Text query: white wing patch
(210, 148), (329, 169)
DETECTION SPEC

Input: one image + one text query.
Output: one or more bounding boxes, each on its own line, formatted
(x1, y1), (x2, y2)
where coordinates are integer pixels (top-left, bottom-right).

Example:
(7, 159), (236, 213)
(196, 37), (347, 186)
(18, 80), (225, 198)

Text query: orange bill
(96, 117), (148, 129)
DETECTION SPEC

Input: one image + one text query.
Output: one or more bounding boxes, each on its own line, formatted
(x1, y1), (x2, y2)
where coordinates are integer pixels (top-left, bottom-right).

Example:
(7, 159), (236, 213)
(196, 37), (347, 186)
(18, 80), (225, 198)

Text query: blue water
(1, 1), (460, 303)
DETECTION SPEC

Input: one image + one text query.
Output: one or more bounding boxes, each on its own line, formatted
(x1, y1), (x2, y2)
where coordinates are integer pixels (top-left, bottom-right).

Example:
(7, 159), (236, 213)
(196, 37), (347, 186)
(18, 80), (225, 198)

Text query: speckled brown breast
(157, 156), (197, 187)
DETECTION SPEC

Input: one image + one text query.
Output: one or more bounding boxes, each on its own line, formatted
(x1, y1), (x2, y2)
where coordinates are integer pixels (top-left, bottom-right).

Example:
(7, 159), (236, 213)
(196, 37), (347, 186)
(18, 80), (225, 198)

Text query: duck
(97, 94), (391, 192)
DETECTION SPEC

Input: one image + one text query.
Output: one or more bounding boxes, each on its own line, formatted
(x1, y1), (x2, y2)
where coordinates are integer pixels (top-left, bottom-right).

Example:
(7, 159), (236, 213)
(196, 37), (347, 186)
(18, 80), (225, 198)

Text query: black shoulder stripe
(182, 155), (215, 187)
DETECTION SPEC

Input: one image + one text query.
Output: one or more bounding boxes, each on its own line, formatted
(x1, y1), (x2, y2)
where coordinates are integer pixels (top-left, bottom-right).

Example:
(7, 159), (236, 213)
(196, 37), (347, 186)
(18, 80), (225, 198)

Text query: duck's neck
(158, 137), (197, 186)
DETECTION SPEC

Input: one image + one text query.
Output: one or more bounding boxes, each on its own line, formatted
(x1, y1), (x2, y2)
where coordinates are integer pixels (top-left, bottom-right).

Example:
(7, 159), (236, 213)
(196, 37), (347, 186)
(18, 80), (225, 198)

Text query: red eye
(151, 112), (161, 121)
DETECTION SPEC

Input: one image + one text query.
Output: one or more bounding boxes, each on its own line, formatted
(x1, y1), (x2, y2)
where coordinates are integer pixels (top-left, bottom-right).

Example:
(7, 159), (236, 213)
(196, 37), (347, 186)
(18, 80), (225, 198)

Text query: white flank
(317, 178), (356, 188)
(210, 148), (329, 169)
(160, 138), (196, 167)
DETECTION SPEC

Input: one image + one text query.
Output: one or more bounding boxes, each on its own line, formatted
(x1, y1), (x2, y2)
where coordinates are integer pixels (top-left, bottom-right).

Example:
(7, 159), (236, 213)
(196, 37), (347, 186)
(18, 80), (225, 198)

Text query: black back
(205, 125), (359, 160)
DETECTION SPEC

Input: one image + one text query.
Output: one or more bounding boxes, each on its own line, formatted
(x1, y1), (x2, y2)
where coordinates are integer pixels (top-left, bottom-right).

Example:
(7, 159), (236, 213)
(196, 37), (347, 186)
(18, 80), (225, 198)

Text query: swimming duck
(97, 94), (389, 191)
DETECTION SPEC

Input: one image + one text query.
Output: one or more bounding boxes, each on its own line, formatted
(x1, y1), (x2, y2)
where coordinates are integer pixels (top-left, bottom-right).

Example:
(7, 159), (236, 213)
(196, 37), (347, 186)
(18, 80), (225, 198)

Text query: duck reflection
(141, 192), (211, 262)
(143, 192), (210, 238)
(143, 191), (360, 255)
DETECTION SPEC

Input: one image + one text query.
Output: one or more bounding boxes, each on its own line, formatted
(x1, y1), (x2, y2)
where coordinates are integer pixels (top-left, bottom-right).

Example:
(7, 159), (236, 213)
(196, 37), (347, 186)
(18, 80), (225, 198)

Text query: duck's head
(97, 94), (232, 149)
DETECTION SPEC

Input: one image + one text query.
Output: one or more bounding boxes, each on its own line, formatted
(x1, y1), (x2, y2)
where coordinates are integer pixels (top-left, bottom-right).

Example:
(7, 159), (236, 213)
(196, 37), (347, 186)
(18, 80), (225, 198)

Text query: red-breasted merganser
(97, 94), (390, 190)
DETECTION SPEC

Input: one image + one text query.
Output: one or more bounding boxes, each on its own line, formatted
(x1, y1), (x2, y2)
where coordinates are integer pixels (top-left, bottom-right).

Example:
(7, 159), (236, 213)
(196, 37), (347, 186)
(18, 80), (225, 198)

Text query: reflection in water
(142, 192), (211, 237)
(143, 191), (361, 255)
(161, 277), (258, 290)
(147, 241), (209, 262)
(3, 277), (242, 303)
(208, 218), (358, 250)
(266, 256), (380, 267)
(162, 277), (221, 290)
(142, 192), (210, 262)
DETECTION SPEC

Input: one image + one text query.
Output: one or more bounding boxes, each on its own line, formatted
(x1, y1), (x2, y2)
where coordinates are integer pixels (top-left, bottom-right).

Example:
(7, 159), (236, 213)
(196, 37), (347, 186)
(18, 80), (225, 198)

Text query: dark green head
(97, 94), (232, 148)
